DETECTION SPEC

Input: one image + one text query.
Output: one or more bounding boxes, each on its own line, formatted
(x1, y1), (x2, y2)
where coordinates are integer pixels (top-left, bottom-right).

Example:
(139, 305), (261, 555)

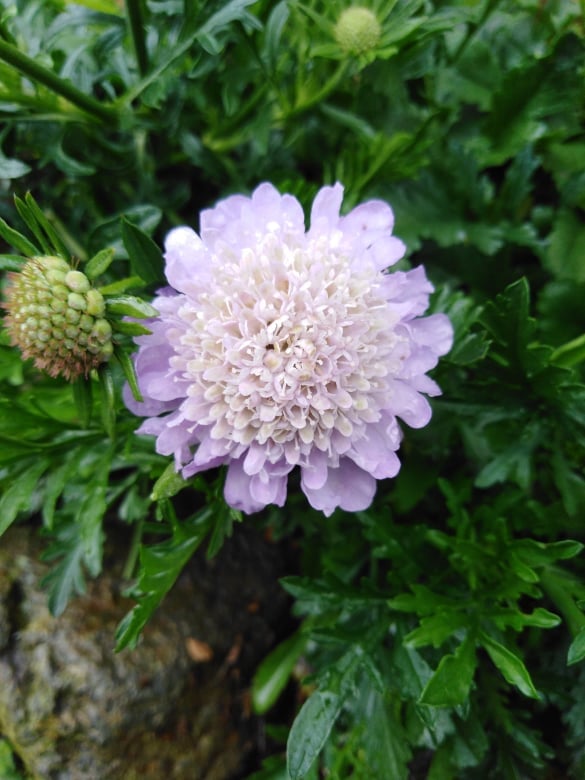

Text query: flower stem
(0, 38), (118, 124)
(123, 518), (144, 580)
(125, 0), (149, 77)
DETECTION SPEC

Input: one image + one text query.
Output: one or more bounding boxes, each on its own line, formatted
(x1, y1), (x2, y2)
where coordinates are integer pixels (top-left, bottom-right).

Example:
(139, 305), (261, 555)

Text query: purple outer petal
(301, 458), (377, 516)
(224, 457), (289, 513)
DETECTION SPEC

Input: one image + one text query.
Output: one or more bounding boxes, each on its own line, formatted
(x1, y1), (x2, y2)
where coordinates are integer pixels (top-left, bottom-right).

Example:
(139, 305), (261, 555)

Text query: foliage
(1, 0), (585, 776)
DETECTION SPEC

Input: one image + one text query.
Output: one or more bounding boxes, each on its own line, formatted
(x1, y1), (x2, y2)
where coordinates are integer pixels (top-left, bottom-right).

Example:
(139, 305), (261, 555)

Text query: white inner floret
(170, 232), (408, 465)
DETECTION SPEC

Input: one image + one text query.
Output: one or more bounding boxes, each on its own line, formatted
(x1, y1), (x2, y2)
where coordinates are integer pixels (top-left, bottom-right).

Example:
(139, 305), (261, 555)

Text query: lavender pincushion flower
(125, 183), (453, 515)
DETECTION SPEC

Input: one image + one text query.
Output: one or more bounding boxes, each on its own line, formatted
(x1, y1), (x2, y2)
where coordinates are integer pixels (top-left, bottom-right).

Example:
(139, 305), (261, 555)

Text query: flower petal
(302, 459), (377, 516)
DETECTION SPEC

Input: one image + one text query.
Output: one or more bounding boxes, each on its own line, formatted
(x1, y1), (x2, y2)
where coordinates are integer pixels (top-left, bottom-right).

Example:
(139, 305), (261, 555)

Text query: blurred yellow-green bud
(334, 6), (381, 55)
(3, 256), (113, 380)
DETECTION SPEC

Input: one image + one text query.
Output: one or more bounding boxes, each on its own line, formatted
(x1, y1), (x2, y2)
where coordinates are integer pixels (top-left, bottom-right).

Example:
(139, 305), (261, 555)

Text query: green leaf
(115, 507), (213, 651)
(479, 632), (539, 699)
(0, 459), (50, 535)
(568, 627), (585, 666)
(361, 689), (412, 779)
(0, 738), (25, 780)
(113, 344), (143, 402)
(14, 194), (52, 255)
(0, 216), (39, 256)
(546, 209), (585, 283)
(551, 333), (585, 369)
(84, 247), (115, 280)
(24, 192), (70, 259)
(150, 461), (188, 501)
(98, 364), (116, 438)
(41, 523), (87, 616)
(105, 295), (158, 318)
(121, 217), (164, 285)
(112, 319), (152, 337)
(72, 377), (93, 428)
(286, 689), (342, 780)
(419, 635), (477, 707)
(252, 631), (309, 715)
(404, 611), (467, 649)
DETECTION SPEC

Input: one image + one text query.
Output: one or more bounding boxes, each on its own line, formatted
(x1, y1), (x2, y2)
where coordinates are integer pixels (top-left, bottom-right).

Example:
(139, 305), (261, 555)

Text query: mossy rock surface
(0, 525), (289, 780)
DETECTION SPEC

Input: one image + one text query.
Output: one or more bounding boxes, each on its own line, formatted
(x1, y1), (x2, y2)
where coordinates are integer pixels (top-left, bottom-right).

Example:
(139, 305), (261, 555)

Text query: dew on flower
(125, 183), (453, 516)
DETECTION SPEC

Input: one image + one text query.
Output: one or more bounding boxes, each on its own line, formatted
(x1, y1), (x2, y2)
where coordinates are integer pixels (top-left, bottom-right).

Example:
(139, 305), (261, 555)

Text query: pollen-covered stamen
(171, 232), (408, 463)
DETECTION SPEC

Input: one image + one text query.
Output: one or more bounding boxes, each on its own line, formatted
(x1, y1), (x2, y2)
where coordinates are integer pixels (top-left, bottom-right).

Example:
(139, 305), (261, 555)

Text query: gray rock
(0, 524), (289, 780)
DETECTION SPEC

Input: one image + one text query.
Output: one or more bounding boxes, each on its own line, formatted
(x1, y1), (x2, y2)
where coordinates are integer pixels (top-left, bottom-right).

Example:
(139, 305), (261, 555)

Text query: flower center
(172, 233), (406, 463)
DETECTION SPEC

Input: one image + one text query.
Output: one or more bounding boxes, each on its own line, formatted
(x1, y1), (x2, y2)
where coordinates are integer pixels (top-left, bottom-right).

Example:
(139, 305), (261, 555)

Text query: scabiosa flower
(3, 255), (113, 381)
(125, 183), (453, 516)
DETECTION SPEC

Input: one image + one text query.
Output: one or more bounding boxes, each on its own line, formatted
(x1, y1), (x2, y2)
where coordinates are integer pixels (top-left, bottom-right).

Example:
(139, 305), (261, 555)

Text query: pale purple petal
(302, 459), (377, 516)
(309, 183), (344, 234)
(388, 380), (433, 428)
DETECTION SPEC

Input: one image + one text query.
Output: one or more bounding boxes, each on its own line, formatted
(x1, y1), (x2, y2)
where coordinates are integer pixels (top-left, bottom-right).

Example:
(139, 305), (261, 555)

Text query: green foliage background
(1, 0), (585, 777)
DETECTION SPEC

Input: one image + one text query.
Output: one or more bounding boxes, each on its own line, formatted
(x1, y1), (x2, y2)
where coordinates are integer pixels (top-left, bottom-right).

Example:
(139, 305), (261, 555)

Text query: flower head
(125, 183), (452, 516)
(334, 6), (382, 55)
(3, 255), (113, 381)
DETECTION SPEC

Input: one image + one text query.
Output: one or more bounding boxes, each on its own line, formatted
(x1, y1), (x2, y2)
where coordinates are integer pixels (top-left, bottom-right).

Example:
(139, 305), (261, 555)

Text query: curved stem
(0, 38), (118, 124)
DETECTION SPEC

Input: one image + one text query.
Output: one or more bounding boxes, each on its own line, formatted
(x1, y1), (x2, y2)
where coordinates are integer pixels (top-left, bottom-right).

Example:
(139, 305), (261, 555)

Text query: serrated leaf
(0, 459), (50, 535)
(105, 294), (158, 318)
(121, 217), (164, 285)
(115, 506), (213, 651)
(568, 627), (585, 666)
(41, 524), (87, 616)
(361, 689), (412, 778)
(419, 635), (477, 707)
(546, 209), (585, 283)
(286, 689), (342, 780)
(480, 632), (539, 698)
(405, 611), (467, 649)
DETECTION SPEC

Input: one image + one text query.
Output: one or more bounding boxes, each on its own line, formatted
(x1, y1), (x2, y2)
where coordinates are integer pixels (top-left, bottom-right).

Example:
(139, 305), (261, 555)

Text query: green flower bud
(2, 256), (113, 380)
(334, 6), (382, 55)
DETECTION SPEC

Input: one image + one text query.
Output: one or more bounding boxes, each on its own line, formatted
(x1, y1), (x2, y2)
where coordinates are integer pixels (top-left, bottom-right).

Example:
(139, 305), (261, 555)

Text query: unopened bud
(3, 256), (113, 380)
(334, 6), (382, 55)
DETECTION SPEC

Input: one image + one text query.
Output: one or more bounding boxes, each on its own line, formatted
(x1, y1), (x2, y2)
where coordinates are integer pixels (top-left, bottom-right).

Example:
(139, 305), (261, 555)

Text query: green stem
(125, 0), (149, 77)
(123, 518), (144, 580)
(0, 38), (118, 124)
(541, 570), (585, 637)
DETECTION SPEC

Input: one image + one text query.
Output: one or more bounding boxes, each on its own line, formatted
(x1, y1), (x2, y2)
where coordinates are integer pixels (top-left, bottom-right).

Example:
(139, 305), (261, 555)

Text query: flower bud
(3, 256), (113, 380)
(334, 6), (382, 55)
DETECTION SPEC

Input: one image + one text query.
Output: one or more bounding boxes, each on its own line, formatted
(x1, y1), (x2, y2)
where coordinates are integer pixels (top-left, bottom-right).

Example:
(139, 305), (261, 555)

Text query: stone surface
(0, 524), (290, 780)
